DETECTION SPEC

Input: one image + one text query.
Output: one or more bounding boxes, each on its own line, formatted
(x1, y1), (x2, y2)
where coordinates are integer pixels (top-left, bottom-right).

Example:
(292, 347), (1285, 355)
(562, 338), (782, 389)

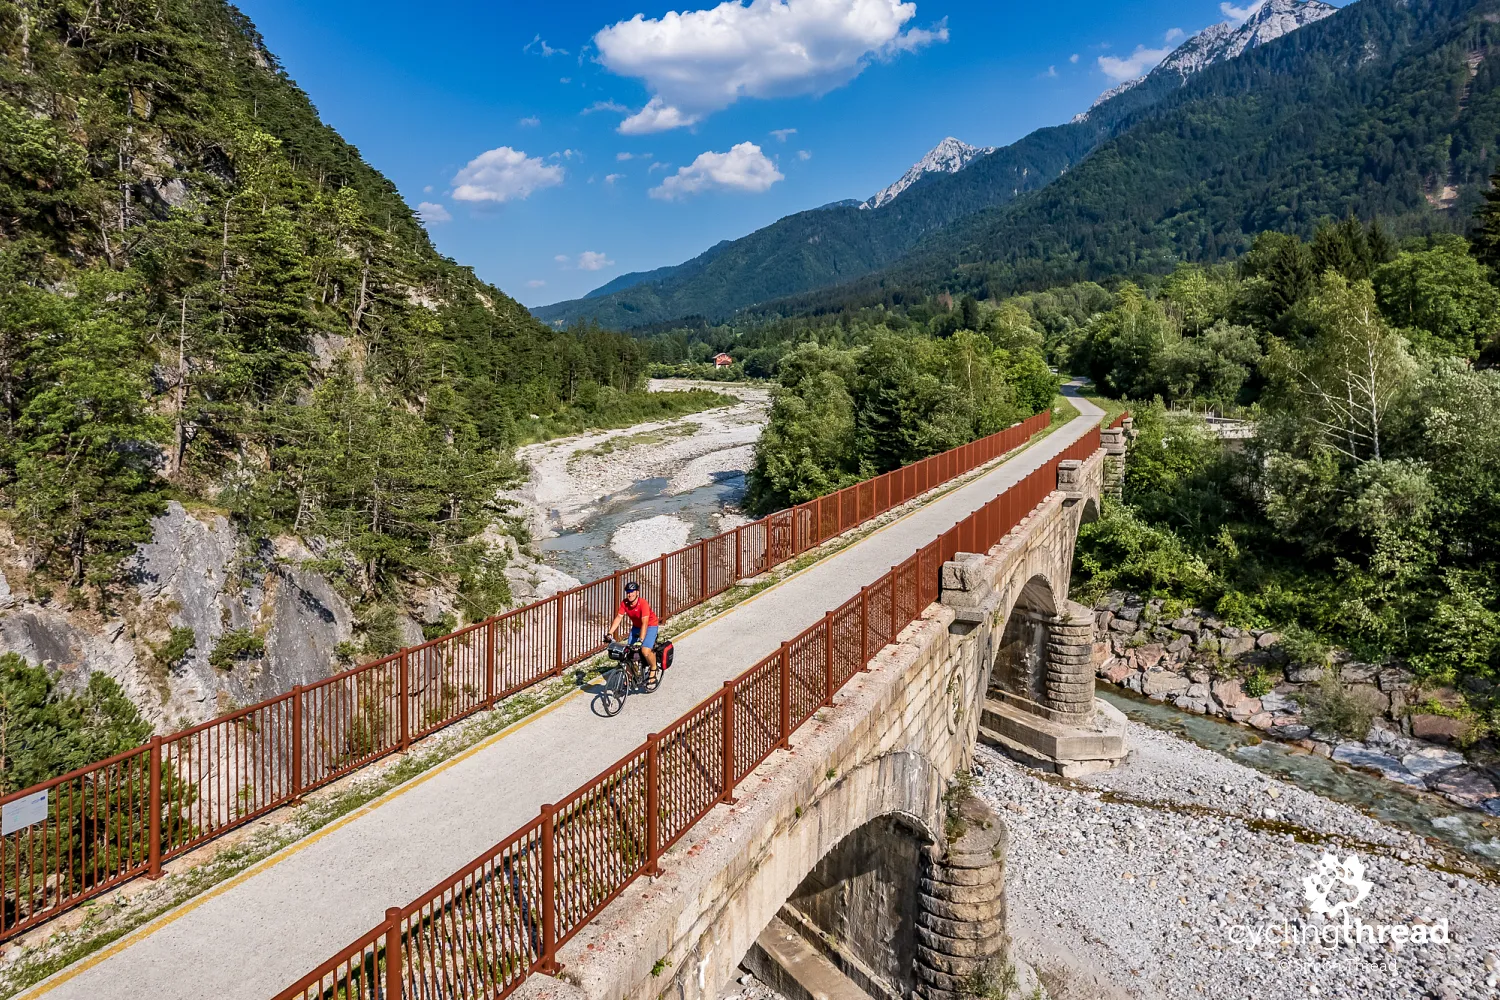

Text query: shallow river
(1100, 689), (1500, 866)
(540, 471), (748, 581)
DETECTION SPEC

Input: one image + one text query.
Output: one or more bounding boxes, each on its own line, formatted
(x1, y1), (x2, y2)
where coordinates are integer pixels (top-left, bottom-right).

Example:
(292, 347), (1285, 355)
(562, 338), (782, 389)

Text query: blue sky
(237, 0), (1345, 308)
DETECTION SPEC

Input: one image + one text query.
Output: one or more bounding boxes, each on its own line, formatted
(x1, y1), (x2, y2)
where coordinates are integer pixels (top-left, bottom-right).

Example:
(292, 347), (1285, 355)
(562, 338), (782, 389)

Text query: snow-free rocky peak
(1075, 0), (1337, 121)
(861, 137), (997, 210)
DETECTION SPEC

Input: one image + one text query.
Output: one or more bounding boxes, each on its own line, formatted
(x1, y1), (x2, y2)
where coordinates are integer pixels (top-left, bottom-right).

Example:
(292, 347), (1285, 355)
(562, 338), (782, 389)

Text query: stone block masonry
(1092, 590), (1500, 815)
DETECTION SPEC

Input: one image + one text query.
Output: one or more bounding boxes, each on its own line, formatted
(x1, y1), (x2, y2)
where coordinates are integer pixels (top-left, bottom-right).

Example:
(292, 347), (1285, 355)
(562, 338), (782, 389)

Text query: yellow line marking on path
(18, 691), (580, 998)
(19, 418), (1084, 998)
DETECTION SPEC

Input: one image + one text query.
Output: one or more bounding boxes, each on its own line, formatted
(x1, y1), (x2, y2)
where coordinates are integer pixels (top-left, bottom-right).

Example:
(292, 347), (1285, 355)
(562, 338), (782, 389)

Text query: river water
(540, 471), (748, 581)
(1099, 689), (1500, 867)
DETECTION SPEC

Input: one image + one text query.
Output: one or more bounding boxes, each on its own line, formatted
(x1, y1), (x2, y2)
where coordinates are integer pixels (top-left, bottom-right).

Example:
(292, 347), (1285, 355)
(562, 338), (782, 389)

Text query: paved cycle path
(26, 390), (1102, 1000)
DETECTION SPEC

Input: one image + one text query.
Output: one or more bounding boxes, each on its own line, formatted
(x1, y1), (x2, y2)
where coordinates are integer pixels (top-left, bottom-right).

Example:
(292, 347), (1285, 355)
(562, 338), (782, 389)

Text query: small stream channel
(540, 471), (748, 580)
(1099, 688), (1500, 866)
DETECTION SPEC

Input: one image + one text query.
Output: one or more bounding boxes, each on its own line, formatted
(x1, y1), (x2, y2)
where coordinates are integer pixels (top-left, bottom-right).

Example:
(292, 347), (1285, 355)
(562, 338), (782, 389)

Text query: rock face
(0, 502), (355, 730)
(1090, 590), (1500, 815)
(861, 138), (997, 210)
(1077, 0), (1337, 118)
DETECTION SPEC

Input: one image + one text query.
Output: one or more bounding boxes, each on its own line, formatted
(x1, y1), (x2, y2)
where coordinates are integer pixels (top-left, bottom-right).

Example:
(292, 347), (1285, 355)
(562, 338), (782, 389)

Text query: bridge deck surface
(25, 390), (1102, 1000)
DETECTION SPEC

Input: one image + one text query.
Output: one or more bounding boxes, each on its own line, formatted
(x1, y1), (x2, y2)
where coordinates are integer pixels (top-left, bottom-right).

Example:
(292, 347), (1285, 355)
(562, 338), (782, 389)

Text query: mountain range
(534, 0), (1494, 330)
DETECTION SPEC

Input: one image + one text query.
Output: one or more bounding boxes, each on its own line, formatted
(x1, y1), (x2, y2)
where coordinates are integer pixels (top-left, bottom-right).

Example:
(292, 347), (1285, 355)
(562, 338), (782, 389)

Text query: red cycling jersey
(617, 597), (659, 629)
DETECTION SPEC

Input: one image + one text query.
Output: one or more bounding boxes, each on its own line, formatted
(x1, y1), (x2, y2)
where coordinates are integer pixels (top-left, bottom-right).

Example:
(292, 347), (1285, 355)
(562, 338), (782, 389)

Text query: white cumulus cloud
(650, 142), (783, 201)
(1098, 30), (1178, 83)
(605, 173), (625, 184)
(554, 252), (617, 270)
(518, 115), (541, 127)
(770, 128), (798, 142)
(797, 149), (812, 160)
(417, 201), (452, 224)
(451, 147), (564, 203)
(619, 97), (701, 135)
(596, 0), (947, 134)
(1221, 1), (1266, 23)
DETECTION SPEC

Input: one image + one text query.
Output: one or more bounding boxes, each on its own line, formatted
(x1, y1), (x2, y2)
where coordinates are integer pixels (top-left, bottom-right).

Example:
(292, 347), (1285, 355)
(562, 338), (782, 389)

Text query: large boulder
(1142, 671), (1190, 700)
(1410, 714), (1470, 745)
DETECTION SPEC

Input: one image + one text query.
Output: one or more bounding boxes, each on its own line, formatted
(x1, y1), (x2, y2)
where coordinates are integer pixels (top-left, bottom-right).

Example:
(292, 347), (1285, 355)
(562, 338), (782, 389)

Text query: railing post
(734, 526), (743, 582)
(658, 554), (667, 616)
(147, 736), (163, 880)
(398, 648), (410, 753)
(645, 734), (662, 876)
(699, 539), (709, 603)
(778, 642), (791, 749)
(823, 611), (835, 706)
(890, 566), (899, 641)
(539, 803), (560, 974)
(860, 586), (870, 671)
(485, 619), (497, 707)
(554, 595), (565, 676)
(384, 907), (402, 1000)
(720, 682), (737, 804)
(290, 686), (304, 803)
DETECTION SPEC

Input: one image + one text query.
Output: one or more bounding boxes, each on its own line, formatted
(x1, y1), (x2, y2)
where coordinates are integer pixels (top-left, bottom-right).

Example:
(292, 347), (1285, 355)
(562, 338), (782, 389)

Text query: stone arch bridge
(527, 445), (1125, 1000)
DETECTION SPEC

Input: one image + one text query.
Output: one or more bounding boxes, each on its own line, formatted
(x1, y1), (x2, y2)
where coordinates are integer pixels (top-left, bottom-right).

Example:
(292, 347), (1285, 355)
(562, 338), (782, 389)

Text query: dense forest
(648, 303), (1060, 513)
(0, 0), (716, 620)
(1063, 207), (1500, 734)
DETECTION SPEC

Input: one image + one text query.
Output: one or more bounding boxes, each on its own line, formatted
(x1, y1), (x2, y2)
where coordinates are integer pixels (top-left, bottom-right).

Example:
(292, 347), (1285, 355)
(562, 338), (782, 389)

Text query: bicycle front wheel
(598, 668), (628, 716)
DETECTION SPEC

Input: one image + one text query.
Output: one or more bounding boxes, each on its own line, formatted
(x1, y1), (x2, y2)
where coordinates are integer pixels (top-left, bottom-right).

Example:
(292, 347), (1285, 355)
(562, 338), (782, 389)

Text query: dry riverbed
(980, 723), (1500, 1000)
(500, 381), (769, 597)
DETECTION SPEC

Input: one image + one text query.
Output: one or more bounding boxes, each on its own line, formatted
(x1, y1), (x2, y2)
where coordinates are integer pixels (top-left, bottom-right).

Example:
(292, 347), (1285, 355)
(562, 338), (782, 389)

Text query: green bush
(0, 653), (152, 793)
(1243, 666), (1282, 698)
(1303, 670), (1375, 741)
(152, 626), (196, 670)
(208, 629), (266, 671)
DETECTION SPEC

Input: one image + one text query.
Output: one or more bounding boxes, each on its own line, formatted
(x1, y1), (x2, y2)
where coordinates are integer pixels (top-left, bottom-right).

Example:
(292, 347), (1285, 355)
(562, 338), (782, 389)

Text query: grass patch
(567, 422), (699, 465)
(517, 389), (735, 445)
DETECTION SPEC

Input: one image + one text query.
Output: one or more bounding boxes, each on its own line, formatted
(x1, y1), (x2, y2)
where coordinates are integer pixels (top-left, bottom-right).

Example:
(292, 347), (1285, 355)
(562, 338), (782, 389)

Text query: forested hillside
(531, 121), (1104, 330)
(1060, 213), (1500, 730)
(802, 0), (1500, 311)
(0, 0), (704, 613)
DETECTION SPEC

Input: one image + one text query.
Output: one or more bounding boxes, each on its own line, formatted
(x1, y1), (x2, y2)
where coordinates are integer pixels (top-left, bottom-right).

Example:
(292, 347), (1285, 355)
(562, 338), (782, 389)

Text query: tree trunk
(351, 256), (371, 332)
(171, 296), (188, 477)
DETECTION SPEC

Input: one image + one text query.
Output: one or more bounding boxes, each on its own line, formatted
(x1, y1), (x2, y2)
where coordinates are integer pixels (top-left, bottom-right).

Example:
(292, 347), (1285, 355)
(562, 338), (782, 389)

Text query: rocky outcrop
(1091, 591), (1500, 816)
(0, 503), (356, 729)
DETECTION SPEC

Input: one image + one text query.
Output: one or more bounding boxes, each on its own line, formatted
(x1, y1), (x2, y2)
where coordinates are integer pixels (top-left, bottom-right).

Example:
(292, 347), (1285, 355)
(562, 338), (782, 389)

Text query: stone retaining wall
(1090, 591), (1500, 816)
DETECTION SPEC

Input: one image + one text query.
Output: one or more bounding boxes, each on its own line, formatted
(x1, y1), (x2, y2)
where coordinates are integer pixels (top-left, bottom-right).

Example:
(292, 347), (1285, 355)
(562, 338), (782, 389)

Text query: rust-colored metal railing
(1108, 410), (1131, 429)
(0, 412), (1056, 942)
(275, 424), (1102, 1000)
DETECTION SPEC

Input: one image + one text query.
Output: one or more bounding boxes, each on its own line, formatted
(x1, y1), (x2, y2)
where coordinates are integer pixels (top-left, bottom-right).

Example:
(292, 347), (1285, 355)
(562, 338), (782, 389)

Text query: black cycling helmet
(623, 581), (641, 594)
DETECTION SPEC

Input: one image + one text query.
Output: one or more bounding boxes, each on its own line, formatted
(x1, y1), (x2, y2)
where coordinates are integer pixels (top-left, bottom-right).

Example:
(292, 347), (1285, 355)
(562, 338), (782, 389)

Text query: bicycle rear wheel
(597, 668), (628, 716)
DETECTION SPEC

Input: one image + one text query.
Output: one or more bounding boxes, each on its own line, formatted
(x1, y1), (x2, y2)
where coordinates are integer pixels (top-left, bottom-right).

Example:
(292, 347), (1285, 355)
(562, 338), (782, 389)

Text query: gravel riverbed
(977, 722), (1500, 1000)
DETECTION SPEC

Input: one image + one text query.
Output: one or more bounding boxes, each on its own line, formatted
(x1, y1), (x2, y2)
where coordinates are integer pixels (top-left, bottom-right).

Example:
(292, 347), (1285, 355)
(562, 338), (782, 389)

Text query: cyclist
(607, 581), (660, 674)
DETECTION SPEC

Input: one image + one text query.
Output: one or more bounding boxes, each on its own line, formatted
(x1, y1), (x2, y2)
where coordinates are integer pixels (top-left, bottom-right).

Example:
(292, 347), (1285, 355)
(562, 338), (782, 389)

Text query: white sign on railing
(2, 790), (48, 836)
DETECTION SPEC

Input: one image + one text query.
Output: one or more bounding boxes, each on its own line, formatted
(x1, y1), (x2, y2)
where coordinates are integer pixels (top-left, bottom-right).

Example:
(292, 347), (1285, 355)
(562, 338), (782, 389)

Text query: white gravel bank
(610, 515), (692, 566)
(978, 721), (1500, 1000)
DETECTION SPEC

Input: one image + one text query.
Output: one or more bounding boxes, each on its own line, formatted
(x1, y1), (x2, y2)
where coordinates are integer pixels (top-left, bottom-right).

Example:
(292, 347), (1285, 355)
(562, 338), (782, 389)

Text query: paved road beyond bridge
(24, 391), (1105, 1000)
